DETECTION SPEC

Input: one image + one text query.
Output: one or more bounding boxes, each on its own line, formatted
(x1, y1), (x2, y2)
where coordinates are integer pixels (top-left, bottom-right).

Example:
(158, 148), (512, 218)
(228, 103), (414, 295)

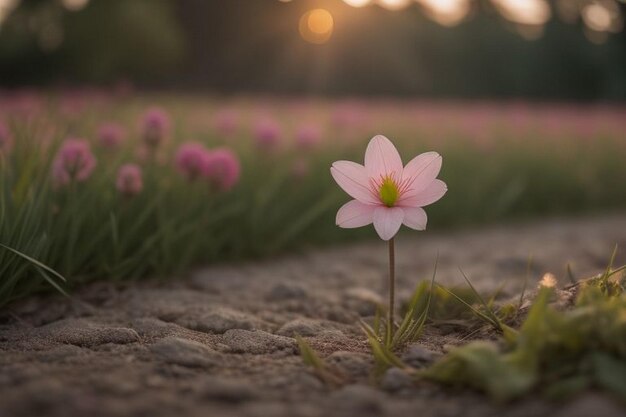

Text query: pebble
(130, 317), (177, 338)
(180, 307), (260, 334)
(150, 337), (219, 368)
(344, 287), (384, 316)
(276, 318), (335, 337)
(223, 329), (296, 354)
(36, 344), (88, 363)
(552, 393), (626, 417)
(330, 384), (383, 416)
(197, 377), (257, 403)
(35, 319), (140, 347)
(401, 345), (442, 367)
(380, 367), (414, 392)
(266, 282), (309, 301)
(326, 351), (372, 379)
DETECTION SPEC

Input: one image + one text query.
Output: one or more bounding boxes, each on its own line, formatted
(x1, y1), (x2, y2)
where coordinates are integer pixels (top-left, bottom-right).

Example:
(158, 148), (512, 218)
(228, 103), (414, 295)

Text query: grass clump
(421, 269), (626, 402)
(296, 335), (348, 387)
(360, 260), (437, 375)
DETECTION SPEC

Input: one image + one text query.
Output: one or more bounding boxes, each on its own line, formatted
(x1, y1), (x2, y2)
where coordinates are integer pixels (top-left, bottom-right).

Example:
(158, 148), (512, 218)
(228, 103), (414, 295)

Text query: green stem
(387, 237), (395, 347)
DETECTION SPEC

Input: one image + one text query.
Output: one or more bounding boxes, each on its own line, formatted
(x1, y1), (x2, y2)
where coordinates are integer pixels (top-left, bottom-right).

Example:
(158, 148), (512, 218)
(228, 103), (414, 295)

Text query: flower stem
(386, 237), (395, 347)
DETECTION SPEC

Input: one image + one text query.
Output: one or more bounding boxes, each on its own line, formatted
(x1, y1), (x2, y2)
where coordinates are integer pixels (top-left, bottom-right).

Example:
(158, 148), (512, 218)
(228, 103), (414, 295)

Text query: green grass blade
(0, 243), (66, 282)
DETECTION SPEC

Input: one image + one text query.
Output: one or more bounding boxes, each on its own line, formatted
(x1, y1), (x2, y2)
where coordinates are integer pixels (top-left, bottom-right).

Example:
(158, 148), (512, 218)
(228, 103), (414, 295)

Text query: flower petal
(402, 152), (442, 193)
(402, 207), (427, 231)
(336, 200), (376, 228)
(364, 135), (403, 179)
(331, 161), (377, 204)
(399, 179), (447, 207)
(373, 206), (404, 241)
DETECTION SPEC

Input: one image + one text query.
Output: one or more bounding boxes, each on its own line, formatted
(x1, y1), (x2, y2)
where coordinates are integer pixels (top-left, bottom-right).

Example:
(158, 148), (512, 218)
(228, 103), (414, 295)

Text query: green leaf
(591, 352), (626, 399)
(423, 341), (535, 402)
(0, 243), (66, 282)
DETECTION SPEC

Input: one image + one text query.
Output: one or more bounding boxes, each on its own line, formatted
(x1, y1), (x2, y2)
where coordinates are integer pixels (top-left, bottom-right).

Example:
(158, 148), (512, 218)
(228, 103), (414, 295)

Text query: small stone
(401, 345), (442, 367)
(553, 393), (625, 417)
(264, 372), (325, 392)
(266, 282), (308, 301)
(37, 344), (88, 363)
(276, 318), (336, 337)
(131, 317), (177, 338)
(223, 329), (296, 354)
(344, 287), (383, 316)
(326, 351), (372, 379)
(150, 337), (218, 368)
(240, 402), (289, 417)
(185, 307), (260, 334)
(442, 344), (457, 353)
(380, 367), (414, 392)
(36, 319), (140, 347)
(198, 377), (257, 403)
(330, 384), (383, 416)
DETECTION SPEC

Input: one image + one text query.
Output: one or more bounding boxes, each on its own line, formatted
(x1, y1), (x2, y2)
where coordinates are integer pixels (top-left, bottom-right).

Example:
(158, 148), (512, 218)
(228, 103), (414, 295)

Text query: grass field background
(1, 90), (625, 306)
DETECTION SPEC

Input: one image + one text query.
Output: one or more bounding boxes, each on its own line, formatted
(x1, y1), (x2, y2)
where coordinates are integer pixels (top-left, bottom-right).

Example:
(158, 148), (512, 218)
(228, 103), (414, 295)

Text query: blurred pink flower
(116, 164), (143, 197)
(296, 124), (322, 149)
(331, 135), (447, 241)
(332, 102), (366, 130)
(214, 109), (239, 137)
(0, 121), (13, 154)
(205, 148), (241, 191)
(175, 142), (210, 182)
(291, 158), (310, 179)
(253, 117), (282, 151)
(8, 90), (43, 120)
(141, 107), (171, 148)
(114, 79), (135, 98)
(52, 138), (97, 186)
(97, 123), (126, 149)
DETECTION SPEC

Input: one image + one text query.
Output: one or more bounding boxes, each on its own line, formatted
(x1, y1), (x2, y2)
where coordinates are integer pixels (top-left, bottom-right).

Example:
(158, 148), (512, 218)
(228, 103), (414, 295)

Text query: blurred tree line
(0, 0), (624, 100)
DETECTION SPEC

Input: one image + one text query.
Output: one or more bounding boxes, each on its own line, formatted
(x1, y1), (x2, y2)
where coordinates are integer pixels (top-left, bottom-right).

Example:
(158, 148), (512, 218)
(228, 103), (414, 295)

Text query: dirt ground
(1, 214), (626, 417)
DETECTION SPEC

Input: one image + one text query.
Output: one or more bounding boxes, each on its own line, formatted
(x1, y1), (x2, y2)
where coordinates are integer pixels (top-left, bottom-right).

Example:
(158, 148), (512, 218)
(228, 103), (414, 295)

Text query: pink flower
(292, 158), (310, 179)
(141, 107), (170, 148)
(97, 122), (126, 149)
(296, 124), (322, 149)
(214, 109), (239, 137)
(204, 148), (241, 191)
(175, 142), (210, 182)
(116, 164), (143, 197)
(332, 103), (366, 130)
(253, 117), (282, 151)
(52, 138), (97, 186)
(0, 121), (13, 154)
(331, 135), (447, 241)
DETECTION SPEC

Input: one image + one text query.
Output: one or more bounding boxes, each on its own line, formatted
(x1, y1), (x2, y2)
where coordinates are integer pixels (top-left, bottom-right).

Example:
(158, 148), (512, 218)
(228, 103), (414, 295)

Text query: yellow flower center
(379, 177), (400, 207)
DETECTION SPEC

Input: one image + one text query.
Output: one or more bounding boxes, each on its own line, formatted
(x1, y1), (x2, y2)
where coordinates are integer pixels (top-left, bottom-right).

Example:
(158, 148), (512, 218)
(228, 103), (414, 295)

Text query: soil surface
(1, 215), (626, 417)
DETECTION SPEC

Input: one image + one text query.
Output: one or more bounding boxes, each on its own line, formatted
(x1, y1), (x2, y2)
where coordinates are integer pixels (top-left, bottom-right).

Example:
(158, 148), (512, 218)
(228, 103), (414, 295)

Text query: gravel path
(1, 214), (626, 417)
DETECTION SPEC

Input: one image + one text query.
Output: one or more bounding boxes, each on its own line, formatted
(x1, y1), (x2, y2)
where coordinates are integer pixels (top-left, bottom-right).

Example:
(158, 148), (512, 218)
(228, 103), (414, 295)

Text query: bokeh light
(343, 0), (373, 7)
(583, 3), (613, 32)
(62, 0), (90, 12)
(0, 0), (18, 28)
(417, 0), (472, 27)
(299, 9), (334, 44)
(582, 0), (623, 33)
(491, 0), (551, 26)
(377, 0), (412, 11)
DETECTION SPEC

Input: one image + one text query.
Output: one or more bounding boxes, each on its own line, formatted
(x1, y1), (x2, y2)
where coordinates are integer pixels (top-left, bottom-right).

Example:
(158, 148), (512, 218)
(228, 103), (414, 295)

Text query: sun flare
(299, 9), (334, 44)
